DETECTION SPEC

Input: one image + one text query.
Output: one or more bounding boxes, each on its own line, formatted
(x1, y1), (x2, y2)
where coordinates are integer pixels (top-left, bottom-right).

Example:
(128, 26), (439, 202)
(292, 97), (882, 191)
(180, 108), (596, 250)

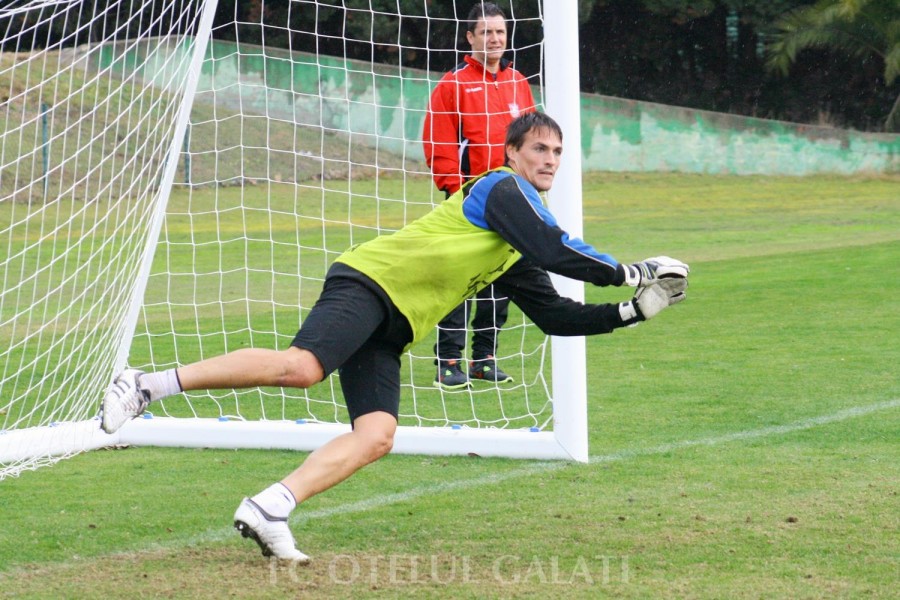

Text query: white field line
(296, 398), (900, 523)
(5, 398), (899, 570)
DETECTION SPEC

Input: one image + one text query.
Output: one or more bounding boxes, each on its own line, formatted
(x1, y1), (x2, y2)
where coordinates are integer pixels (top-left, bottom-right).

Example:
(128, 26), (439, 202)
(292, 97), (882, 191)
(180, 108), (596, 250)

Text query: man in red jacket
(422, 2), (537, 389)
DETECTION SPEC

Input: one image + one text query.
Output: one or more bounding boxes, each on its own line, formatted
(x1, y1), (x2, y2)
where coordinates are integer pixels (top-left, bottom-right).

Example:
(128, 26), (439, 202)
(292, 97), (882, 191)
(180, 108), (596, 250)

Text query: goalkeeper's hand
(623, 256), (690, 287)
(618, 277), (687, 325)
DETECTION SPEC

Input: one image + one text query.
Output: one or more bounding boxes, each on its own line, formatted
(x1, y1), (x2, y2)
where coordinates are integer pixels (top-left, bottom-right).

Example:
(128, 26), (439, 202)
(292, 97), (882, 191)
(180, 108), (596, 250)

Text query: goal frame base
(0, 420), (116, 465)
(117, 416), (585, 461)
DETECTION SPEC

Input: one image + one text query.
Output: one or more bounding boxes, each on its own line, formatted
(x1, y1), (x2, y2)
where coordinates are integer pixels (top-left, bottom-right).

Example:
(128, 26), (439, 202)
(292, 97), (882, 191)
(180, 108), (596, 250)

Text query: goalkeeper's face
(505, 128), (562, 192)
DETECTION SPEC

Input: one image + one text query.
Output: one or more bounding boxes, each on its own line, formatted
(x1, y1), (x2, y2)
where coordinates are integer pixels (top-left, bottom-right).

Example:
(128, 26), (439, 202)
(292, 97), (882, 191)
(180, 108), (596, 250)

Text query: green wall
(580, 95), (899, 175)
(111, 39), (900, 175)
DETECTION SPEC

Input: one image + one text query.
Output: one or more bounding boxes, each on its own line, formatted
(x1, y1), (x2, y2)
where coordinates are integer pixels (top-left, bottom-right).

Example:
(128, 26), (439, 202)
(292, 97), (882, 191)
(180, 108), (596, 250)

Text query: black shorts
(291, 264), (413, 423)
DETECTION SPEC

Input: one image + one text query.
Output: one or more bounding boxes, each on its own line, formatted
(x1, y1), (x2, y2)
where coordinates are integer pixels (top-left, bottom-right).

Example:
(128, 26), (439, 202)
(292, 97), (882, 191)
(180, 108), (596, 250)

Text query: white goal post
(0, 0), (586, 480)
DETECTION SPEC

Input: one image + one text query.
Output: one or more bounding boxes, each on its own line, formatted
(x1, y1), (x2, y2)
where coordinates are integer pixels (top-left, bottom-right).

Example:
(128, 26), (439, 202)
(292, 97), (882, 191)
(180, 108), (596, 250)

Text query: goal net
(0, 0), (586, 480)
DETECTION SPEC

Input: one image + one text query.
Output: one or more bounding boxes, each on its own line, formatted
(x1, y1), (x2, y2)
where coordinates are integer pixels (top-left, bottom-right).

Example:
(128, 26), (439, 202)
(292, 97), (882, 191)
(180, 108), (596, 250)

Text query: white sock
(139, 369), (183, 403)
(251, 483), (297, 519)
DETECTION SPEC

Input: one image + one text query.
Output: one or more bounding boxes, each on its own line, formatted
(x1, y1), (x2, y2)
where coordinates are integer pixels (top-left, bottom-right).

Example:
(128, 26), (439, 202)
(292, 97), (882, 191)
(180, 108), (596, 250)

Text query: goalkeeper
(101, 112), (690, 562)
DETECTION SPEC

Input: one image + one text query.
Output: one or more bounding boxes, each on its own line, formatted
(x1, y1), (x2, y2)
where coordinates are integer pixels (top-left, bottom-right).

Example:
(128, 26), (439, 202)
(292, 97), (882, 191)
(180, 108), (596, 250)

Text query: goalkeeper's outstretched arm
(494, 259), (688, 336)
(480, 175), (689, 290)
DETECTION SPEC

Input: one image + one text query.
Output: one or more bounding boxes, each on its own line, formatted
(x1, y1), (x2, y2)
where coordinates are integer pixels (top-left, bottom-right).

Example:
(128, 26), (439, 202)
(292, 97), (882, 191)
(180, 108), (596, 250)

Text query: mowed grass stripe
(3, 396), (893, 577)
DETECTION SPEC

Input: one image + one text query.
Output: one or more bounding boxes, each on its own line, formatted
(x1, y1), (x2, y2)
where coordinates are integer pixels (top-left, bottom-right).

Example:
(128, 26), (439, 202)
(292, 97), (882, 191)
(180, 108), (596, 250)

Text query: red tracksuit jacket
(422, 55), (537, 196)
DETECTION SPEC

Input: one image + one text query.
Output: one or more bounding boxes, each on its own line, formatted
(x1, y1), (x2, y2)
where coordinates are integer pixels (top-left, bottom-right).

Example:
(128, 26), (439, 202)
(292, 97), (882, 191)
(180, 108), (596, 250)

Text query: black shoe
(469, 356), (513, 383)
(434, 360), (471, 390)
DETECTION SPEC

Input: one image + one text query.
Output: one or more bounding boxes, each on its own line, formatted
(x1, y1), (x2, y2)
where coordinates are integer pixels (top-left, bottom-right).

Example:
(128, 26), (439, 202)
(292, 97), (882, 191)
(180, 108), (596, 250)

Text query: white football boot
(100, 369), (151, 434)
(234, 498), (310, 562)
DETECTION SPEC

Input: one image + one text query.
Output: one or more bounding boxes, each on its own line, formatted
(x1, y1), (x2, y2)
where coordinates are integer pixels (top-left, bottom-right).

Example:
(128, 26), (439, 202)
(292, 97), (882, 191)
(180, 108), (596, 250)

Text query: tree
(580, 1), (772, 110)
(766, 0), (900, 131)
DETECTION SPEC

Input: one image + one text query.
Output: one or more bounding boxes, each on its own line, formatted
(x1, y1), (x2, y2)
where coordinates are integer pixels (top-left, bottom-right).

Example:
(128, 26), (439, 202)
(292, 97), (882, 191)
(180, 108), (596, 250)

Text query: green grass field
(2, 172), (898, 599)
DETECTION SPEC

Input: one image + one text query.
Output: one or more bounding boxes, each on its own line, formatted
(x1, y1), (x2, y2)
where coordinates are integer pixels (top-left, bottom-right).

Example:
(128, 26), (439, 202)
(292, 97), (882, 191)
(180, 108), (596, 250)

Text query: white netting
(1, 1), (582, 479)
(0, 0), (215, 478)
(139, 0), (550, 429)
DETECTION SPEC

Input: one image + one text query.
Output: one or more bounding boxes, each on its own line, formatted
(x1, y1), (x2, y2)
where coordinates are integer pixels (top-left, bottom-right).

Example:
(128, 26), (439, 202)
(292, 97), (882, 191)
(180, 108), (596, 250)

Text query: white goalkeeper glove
(623, 255), (690, 287)
(618, 277), (687, 325)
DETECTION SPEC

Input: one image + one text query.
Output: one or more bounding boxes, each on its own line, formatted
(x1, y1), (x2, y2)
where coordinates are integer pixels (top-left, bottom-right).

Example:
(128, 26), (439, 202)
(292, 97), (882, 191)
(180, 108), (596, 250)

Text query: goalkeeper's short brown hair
(505, 112), (563, 156)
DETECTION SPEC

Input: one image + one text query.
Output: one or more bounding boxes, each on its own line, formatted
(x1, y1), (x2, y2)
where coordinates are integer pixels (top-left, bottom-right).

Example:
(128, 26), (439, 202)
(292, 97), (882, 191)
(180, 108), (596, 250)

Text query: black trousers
(434, 285), (509, 363)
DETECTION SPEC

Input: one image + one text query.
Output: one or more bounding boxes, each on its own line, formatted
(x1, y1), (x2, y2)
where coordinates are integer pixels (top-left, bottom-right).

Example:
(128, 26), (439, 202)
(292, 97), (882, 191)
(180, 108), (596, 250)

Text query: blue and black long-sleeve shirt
(336, 167), (633, 345)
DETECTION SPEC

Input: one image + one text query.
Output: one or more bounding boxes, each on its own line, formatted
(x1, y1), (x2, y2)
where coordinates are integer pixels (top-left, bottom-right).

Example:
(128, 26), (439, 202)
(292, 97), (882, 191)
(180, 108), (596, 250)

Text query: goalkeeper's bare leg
(178, 349), (395, 559)
(102, 347), (326, 433)
(177, 346), (325, 392)
(233, 410), (394, 562)
(138, 347), (396, 561)
(279, 410), (395, 502)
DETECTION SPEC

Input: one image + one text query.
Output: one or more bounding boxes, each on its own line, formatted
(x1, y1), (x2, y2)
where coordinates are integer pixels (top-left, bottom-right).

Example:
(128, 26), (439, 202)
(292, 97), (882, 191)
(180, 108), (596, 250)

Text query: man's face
(466, 15), (507, 68)
(506, 127), (562, 192)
